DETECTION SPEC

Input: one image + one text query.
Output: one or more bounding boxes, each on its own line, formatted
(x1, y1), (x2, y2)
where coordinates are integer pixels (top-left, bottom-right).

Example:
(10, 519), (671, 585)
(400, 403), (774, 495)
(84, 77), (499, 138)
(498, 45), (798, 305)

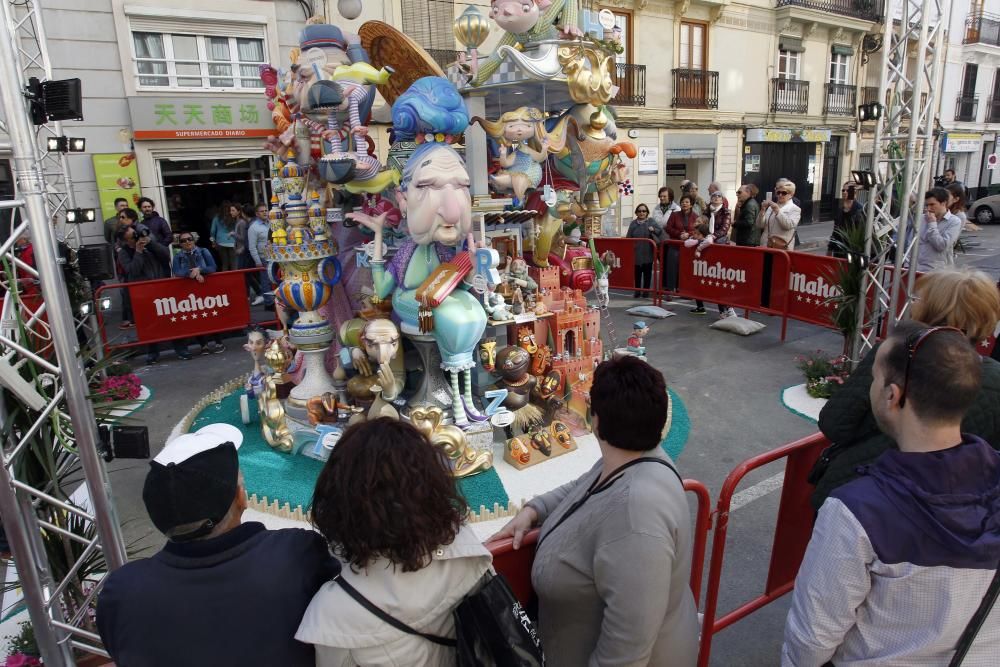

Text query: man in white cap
(96, 424), (338, 667)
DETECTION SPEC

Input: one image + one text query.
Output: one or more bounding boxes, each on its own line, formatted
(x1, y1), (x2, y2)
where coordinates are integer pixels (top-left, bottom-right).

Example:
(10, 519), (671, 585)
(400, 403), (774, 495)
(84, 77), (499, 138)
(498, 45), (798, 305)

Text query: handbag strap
(333, 572), (457, 648)
(537, 457), (682, 550)
(948, 568), (1000, 667)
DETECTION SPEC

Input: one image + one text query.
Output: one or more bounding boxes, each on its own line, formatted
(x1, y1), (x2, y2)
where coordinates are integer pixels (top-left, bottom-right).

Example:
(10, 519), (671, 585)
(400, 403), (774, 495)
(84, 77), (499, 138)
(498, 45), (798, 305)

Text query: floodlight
(65, 208), (96, 223)
(852, 170), (877, 189)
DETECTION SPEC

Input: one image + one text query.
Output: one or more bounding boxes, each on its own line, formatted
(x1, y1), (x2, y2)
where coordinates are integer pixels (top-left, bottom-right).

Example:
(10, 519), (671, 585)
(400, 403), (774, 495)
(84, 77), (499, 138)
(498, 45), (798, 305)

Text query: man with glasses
(783, 323), (1000, 666)
(172, 234), (226, 355)
(757, 180), (801, 250)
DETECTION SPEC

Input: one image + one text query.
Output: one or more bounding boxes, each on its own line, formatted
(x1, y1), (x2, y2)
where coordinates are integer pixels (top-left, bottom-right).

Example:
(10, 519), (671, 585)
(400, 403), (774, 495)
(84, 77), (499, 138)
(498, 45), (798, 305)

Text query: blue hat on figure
(633, 321), (647, 330)
(299, 22), (347, 50)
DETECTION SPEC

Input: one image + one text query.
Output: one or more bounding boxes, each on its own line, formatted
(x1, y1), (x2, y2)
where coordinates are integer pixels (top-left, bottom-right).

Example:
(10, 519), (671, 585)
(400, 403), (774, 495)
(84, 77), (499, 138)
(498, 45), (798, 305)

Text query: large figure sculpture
(348, 77), (487, 426)
(474, 0), (582, 85)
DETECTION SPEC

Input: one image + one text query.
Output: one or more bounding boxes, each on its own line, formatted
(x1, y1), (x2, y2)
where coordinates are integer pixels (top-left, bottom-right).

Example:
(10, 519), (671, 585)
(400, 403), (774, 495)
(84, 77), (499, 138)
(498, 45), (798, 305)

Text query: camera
(137, 226), (151, 239)
(932, 175), (948, 187)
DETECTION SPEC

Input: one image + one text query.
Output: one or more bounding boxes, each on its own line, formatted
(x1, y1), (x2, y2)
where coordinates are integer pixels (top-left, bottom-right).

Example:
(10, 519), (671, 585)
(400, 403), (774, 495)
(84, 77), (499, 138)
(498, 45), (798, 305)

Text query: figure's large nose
(439, 190), (463, 224)
(503, 7), (512, 15)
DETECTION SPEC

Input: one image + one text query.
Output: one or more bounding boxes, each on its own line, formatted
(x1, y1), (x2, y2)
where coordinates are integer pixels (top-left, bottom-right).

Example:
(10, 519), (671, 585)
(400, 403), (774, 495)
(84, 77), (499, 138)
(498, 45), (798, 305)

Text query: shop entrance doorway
(742, 142), (816, 224)
(159, 156), (270, 245)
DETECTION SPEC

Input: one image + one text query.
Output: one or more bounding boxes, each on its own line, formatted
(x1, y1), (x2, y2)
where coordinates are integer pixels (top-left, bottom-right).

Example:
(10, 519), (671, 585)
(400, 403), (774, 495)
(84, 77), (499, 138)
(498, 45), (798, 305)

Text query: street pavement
(102, 221), (1000, 666)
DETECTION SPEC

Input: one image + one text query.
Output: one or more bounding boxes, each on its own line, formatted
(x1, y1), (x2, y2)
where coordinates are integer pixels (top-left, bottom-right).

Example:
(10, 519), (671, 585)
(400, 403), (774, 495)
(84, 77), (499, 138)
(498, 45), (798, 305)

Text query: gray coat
(527, 447), (699, 667)
(626, 217), (665, 265)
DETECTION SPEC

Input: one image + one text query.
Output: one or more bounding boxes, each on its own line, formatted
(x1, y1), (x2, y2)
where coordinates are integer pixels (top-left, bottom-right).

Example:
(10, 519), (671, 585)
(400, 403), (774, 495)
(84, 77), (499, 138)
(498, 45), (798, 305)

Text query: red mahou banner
(781, 253), (847, 329)
(128, 272), (251, 343)
(675, 243), (766, 309)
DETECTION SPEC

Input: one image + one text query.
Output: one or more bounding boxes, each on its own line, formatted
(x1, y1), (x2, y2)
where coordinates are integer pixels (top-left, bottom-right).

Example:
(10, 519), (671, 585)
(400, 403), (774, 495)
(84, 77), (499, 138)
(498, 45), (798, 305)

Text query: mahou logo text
(154, 293), (231, 317)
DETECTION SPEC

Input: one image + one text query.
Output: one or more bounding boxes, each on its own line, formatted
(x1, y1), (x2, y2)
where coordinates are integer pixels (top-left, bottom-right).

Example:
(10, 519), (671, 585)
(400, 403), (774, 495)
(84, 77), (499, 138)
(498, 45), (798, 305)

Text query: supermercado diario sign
(127, 96), (275, 140)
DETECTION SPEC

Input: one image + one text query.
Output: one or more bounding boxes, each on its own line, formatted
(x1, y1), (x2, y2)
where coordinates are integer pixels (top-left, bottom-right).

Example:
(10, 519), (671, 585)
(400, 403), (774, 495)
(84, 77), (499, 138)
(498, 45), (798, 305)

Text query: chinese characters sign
(92, 153), (142, 220)
(127, 96), (274, 140)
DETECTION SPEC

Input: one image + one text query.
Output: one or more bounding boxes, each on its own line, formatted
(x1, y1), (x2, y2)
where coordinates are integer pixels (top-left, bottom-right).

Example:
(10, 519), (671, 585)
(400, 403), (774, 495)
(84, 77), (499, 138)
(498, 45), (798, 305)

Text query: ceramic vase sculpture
(263, 156), (343, 410)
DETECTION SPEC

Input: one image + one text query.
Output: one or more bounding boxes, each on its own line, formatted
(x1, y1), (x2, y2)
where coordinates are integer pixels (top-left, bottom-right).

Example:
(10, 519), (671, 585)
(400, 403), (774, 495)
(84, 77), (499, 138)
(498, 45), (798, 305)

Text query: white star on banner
(180, 314), (188, 321)
(700, 279), (706, 285)
(211, 310), (219, 316)
(201, 312), (209, 318)
(796, 295), (803, 301)
(170, 316), (177, 322)
(730, 283), (736, 290)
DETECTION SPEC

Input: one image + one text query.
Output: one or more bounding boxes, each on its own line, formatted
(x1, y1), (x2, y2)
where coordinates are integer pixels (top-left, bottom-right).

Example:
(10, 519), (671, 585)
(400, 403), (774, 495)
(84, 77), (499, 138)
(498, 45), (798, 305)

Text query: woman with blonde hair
(757, 179), (801, 249)
(811, 268), (1000, 509)
(471, 107), (567, 203)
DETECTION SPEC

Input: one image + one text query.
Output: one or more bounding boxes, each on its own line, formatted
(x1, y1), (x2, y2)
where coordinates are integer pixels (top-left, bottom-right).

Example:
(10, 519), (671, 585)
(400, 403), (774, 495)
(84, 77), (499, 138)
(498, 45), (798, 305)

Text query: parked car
(970, 193), (1000, 224)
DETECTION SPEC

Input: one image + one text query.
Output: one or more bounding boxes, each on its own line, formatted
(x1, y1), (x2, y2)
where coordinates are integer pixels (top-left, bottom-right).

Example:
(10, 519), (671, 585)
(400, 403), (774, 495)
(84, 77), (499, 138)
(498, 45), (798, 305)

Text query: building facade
(937, 0), (1000, 202)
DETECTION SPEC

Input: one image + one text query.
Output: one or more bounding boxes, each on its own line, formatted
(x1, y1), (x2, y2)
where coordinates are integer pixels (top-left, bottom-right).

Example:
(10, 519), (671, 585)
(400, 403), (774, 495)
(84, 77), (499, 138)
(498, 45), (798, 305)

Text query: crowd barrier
(487, 436), (828, 665)
(488, 478), (714, 607)
(95, 267), (278, 352)
(591, 237), (662, 304)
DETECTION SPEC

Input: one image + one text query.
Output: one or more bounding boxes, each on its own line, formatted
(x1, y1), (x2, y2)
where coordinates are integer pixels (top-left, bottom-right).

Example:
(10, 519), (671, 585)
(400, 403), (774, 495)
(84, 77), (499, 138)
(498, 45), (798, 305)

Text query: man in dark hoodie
(827, 182), (865, 257)
(96, 423), (338, 667)
(783, 322), (1000, 666)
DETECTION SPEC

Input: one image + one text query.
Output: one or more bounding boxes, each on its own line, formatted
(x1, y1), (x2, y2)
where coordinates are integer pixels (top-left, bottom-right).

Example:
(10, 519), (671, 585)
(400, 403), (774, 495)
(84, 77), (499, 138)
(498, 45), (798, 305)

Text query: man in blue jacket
(783, 323), (1000, 665)
(96, 423), (338, 667)
(172, 233), (226, 354)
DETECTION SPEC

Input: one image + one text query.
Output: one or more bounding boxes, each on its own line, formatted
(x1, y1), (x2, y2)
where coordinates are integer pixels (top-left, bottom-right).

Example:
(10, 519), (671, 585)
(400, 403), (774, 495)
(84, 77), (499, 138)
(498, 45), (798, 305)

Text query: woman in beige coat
(757, 179), (802, 250)
(296, 419), (492, 666)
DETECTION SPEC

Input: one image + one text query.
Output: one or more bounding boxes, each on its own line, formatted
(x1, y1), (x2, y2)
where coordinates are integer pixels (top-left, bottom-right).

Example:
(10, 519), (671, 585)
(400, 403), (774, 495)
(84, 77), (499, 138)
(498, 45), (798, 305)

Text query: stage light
(27, 77), (83, 125)
(98, 296), (113, 311)
(46, 136), (86, 153)
(852, 170), (877, 189)
(857, 102), (884, 122)
(65, 208), (97, 223)
(79, 301), (92, 317)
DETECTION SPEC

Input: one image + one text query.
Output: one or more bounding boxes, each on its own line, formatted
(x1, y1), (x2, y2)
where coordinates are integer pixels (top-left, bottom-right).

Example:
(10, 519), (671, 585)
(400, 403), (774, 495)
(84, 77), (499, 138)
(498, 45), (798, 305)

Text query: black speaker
(97, 423), (149, 461)
(77, 244), (115, 280)
(40, 78), (83, 122)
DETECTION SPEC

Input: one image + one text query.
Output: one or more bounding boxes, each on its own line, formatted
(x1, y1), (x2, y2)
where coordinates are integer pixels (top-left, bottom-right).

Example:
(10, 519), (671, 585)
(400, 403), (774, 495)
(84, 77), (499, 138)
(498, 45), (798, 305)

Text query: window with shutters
(829, 53), (850, 84)
(778, 49), (800, 80)
(128, 15), (267, 91)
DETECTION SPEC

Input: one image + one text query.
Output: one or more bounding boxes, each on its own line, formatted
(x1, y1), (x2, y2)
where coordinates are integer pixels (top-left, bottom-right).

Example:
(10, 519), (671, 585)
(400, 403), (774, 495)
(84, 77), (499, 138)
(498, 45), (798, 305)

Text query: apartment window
(132, 32), (264, 89)
(962, 63), (978, 97)
(679, 21), (706, 70)
(778, 49), (800, 79)
(609, 9), (632, 65)
(829, 53), (850, 84)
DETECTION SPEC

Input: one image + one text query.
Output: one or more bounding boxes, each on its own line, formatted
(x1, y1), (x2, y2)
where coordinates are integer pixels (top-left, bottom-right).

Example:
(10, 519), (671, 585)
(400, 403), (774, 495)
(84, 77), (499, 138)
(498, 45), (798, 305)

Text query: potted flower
(796, 351), (850, 399)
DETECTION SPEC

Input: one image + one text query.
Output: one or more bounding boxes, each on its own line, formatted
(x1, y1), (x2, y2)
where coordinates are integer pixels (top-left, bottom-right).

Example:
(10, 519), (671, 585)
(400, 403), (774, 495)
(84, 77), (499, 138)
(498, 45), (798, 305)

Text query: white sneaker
(721, 308), (737, 319)
(251, 296), (264, 306)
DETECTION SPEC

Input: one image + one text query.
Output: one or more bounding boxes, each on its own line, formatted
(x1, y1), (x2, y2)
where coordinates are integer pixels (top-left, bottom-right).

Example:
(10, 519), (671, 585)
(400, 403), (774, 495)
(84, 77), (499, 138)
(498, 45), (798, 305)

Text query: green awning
(779, 37), (805, 53)
(832, 44), (854, 56)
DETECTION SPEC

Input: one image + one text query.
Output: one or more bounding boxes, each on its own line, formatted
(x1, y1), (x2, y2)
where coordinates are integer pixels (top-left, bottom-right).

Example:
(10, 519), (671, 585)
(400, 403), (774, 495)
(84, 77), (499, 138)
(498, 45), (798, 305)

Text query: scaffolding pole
(0, 0), (126, 664)
(850, 0), (949, 362)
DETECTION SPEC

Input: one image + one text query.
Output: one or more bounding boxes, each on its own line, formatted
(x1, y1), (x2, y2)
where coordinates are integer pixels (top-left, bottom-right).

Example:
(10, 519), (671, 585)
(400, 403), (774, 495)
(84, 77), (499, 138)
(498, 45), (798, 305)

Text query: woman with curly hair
(296, 418), (492, 666)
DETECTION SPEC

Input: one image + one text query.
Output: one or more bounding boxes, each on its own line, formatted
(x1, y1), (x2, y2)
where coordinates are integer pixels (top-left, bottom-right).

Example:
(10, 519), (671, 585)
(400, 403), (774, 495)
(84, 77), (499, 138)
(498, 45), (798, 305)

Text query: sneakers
(209, 341), (226, 354)
(119, 321), (134, 330)
(200, 344), (212, 356)
(251, 295), (264, 306)
(721, 308), (737, 319)
(177, 352), (193, 361)
(690, 306), (707, 315)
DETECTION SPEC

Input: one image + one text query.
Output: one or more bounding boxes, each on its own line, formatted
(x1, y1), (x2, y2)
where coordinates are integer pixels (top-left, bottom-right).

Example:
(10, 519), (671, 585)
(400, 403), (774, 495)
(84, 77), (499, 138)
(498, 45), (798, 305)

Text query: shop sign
(777, 253), (846, 328)
(746, 128), (832, 143)
(942, 132), (981, 153)
(92, 153), (142, 220)
(129, 272), (251, 343)
(637, 146), (658, 174)
(675, 243), (765, 309)
(128, 96), (275, 140)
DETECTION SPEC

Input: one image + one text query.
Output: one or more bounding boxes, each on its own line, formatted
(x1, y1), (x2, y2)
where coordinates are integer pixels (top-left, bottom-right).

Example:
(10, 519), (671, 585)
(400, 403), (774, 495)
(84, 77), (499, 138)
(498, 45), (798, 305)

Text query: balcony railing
(860, 86), (880, 106)
(990, 98), (1000, 124)
(612, 63), (646, 107)
(824, 83), (857, 116)
(956, 95), (979, 122)
(425, 49), (461, 72)
(671, 69), (719, 109)
(775, 0), (883, 22)
(965, 12), (1000, 47)
(770, 78), (809, 114)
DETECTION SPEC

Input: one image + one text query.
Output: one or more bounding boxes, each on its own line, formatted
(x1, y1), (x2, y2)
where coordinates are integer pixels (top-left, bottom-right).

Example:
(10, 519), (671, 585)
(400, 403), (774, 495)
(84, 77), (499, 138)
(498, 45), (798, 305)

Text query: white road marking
(729, 471), (786, 512)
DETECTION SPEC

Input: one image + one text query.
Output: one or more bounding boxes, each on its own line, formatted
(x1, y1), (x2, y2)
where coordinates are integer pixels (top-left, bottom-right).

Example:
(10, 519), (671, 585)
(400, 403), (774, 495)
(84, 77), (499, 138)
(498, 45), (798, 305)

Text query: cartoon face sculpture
(396, 150), (473, 246)
(517, 325), (538, 354)
(490, 0), (547, 34)
(531, 344), (552, 376)
(497, 346), (531, 382)
(361, 318), (400, 365)
(479, 338), (498, 372)
(508, 436), (531, 464)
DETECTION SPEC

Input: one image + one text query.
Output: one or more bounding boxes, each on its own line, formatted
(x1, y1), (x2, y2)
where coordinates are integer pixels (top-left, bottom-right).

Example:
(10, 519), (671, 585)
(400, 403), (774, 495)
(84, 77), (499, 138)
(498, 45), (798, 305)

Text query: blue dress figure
(347, 77), (487, 426)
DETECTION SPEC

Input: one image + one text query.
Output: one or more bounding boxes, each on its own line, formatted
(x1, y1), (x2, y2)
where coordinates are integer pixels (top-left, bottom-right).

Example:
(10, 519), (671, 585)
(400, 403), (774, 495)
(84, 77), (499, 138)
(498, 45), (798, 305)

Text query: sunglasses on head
(179, 236), (194, 242)
(898, 326), (963, 408)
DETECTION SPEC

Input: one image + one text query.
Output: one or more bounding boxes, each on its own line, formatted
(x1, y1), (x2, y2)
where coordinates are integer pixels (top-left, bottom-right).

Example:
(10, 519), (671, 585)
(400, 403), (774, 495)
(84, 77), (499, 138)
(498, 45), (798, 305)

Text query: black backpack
(334, 569), (544, 666)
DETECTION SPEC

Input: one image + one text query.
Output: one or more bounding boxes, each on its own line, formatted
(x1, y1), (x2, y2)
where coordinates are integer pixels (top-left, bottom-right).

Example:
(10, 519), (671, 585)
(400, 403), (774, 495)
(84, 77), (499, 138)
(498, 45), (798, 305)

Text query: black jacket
(117, 240), (170, 282)
(811, 346), (1000, 509)
(625, 217), (665, 265)
(97, 522), (338, 667)
(827, 201), (865, 256)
